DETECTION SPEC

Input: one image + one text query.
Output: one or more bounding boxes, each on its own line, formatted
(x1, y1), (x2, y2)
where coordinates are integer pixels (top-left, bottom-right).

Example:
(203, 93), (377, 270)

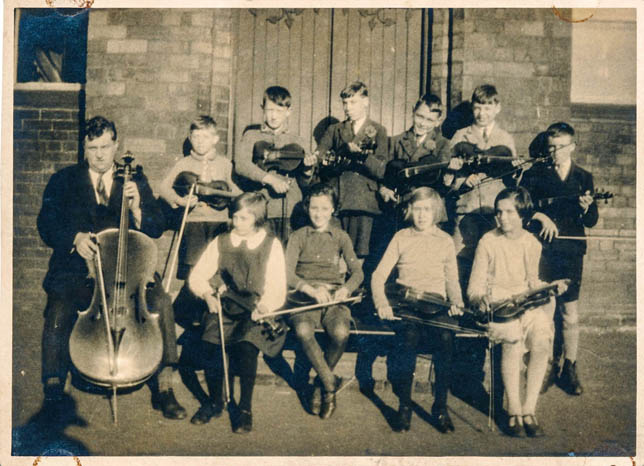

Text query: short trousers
(540, 251), (584, 302)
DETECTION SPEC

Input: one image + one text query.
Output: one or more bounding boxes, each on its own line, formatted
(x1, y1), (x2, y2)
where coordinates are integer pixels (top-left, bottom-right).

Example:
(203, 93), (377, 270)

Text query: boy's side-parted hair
(546, 121), (575, 138)
(262, 86), (292, 108)
(403, 186), (448, 224)
(471, 84), (500, 105)
(85, 116), (117, 142)
(340, 81), (369, 99)
(303, 182), (338, 212)
(495, 187), (534, 224)
(230, 192), (268, 227)
(413, 93), (442, 116)
(190, 115), (217, 132)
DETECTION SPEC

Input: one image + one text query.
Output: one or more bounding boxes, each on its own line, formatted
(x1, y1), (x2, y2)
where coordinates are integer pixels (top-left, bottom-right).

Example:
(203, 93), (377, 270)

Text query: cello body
(69, 229), (163, 387)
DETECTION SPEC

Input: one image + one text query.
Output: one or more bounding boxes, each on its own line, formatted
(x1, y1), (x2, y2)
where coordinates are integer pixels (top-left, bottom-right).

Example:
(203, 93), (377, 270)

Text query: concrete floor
(11, 328), (635, 457)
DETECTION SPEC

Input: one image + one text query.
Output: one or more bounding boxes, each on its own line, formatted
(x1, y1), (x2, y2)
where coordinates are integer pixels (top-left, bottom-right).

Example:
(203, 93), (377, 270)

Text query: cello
(69, 153), (163, 423)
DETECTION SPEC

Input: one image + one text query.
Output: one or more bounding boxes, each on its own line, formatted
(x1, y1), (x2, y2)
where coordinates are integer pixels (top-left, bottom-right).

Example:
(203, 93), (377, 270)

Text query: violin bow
(213, 289), (232, 407)
(91, 233), (121, 423)
(257, 294), (364, 320)
(162, 182), (196, 293)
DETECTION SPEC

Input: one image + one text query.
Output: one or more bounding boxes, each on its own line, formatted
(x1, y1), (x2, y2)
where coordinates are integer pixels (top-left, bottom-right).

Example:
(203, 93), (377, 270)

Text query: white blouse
(189, 228), (287, 313)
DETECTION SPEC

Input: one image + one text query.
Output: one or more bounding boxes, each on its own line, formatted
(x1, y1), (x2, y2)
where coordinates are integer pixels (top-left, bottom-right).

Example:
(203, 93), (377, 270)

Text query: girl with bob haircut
(468, 186), (566, 438)
(188, 191), (286, 433)
(371, 186), (463, 433)
(402, 186), (448, 224)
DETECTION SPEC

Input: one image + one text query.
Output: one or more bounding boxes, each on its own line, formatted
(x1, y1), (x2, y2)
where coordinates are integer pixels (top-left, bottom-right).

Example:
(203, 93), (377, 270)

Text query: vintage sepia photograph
(5, 1), (638, 461)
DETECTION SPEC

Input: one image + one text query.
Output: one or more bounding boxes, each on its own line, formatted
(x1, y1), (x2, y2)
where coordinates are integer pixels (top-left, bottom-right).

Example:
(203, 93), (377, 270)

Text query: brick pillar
(13, 88), (84, 395)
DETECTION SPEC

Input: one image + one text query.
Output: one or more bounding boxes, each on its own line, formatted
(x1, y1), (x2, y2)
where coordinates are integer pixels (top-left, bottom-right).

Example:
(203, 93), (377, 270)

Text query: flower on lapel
(421, 137), (437, 153)
(364, 125), (377, 139)
(359, 125), (378, 154)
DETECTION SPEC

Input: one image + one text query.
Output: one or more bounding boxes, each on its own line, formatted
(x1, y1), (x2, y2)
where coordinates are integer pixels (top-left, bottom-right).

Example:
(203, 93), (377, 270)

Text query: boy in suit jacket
(520, 122), (598, 396)
(37, 116), (186, 420)
(314, 81), (389, 258)
(381, 93), (451, 200)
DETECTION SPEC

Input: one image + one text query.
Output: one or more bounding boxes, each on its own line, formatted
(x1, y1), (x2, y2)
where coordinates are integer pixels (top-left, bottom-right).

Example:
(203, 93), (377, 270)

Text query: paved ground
(11, 328), (635, 457)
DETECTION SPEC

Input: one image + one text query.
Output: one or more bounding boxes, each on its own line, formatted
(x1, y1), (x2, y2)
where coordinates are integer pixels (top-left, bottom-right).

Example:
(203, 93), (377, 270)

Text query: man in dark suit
(37, 116), (186, 419)
(520, 122), (598, 396)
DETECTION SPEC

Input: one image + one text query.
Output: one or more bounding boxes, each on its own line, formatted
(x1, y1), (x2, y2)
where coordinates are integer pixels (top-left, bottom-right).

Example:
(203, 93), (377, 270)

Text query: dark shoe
(310, 383), (322, 415)
(433, 408), (455, 433)
(540, 360), (560, 394)
(523, 414), (545, 438)
(190, 401), (223, 425)
(152, 389), (187, 420)
(234, 409), (253, 433)
(319, 391), (336, 420)
(506, 415), (524, 437)
(393, 404), (412, 432)
(561, 359), (584, 395)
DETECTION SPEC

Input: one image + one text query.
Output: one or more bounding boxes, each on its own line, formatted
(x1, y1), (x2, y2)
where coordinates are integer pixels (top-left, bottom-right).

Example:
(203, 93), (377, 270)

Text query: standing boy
(520, 122), (598, 395)
(234, 86), (312, 243)
(159, 115), (242, 281)
(314, 81), (389, 260)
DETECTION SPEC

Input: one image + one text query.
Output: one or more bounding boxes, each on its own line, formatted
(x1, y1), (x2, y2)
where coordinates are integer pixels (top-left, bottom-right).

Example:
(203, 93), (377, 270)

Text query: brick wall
(572, 112), (636, 323)
(13, 89), (84, 401)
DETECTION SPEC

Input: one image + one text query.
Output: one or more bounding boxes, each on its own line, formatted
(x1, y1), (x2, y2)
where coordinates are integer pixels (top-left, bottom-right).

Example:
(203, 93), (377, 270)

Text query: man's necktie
(97, 174), (108, 206)
(482, 128), (489, 144)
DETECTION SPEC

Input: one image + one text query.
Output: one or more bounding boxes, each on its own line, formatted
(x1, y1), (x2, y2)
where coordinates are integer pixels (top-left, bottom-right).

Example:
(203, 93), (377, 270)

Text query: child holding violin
(189, 192), (287, 432)
(159, 115), (242, 282)
(234, 86), (313, 243)
(314, 81), (389, 260)
(285, 183), (364, 419)
(371, 187), (464, 433)
(380, 93), (451, 203)
(519, 122), (598, 396)
(467, 187), (568, 437)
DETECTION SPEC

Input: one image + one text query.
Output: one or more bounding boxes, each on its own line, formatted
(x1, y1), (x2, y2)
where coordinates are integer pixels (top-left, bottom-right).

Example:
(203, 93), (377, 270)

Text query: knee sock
(203, 342), (225, 404)
(232, 342), (259, 412)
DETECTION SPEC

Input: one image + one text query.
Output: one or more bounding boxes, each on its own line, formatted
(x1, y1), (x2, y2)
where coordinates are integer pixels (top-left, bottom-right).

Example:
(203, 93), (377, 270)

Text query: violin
(534, 189), (614, 209)
(317, 131), (378, 178)
(385, 282), (486, 325)
(173, 171), (236, 210)
(482, 280), (570, 323)
(386, 280), (568, 325)
(69, 153), (163, 422)
(252, 140), (306, 174)
(208, 277), (289, 341)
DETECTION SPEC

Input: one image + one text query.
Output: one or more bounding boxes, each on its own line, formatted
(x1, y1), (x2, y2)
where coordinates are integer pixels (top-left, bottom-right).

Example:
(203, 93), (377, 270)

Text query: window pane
(16, 8), (88, 83)
(570, 9), (636, 105)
